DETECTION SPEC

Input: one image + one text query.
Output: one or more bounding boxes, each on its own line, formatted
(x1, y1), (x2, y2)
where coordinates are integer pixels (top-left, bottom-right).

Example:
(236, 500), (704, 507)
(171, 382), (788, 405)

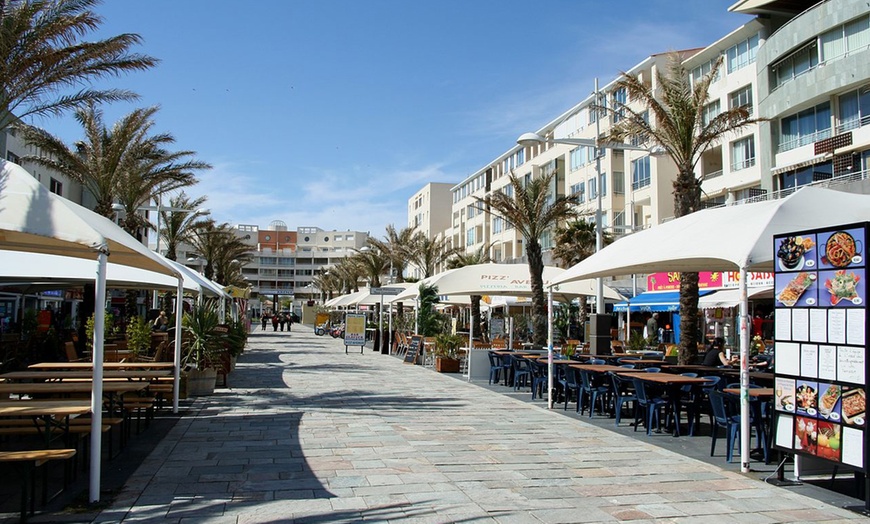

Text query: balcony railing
(703, 169), (723, 180)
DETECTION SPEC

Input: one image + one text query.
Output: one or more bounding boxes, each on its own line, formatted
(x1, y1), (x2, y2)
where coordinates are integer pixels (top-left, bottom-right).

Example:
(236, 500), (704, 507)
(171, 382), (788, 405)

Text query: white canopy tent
(0, 161), (184, 502)
(391, 264), (623, 302)
(551, 186), (870, 472)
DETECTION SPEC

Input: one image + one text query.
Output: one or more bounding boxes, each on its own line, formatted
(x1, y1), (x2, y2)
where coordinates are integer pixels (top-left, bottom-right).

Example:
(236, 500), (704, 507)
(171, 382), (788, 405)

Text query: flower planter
(185, 367), (217, 396)
(435, 357), (461, 373)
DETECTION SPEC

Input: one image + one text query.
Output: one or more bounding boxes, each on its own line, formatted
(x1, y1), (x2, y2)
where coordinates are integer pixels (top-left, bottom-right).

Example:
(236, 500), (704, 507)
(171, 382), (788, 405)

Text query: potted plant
(181, 301), (223, 396)
(433, 332), (463, 373)
(125, 316), (152, 360)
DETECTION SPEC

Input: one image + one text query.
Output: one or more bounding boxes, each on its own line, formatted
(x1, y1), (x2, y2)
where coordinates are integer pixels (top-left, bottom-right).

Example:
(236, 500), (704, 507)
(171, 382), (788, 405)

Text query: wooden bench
(0, 448), (76, 522)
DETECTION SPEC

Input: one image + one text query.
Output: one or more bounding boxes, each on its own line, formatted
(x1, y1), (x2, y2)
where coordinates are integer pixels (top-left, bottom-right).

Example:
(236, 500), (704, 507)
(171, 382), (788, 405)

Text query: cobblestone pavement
(94, 326), (869, 523)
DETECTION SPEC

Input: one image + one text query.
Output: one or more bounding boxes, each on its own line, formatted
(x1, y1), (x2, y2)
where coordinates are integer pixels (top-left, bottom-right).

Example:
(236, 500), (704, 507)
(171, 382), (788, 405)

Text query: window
(631, 156), (651, 190)
(730, 136), (756, 171)
(779, 102), (831, 152)
(771, 41), (818, 90)
(49, 178), (62, 196)
(493, 216), (503, 234)
(467, 204), (475, 219)
(599, 173), (607, 197)
(569, 182), (584, 203)
(728, 85), (753, 116)
(726, 33), (759, 73)
(6, 151), (20, 163)
(690, 57), (720, 87)
(702, 100), (720, 127)
(612, 87), (627, 123)
(569, 145), (595, 171)
(588, 177), (597, 199)
(613, 171), (625, 195)
(821, 15), (870, 62)
(466, 228), (475, 246)
(837, 86), (870, 133)
(577, 182), (585, 203)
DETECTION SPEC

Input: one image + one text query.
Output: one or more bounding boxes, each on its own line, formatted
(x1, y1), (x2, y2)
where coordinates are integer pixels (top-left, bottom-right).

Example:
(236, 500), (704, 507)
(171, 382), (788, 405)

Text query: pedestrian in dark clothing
(286, 313), (293, 332)
(279, 316), (286, 331)
(271, 315), (279, 332)
(261, 316), (268, 331)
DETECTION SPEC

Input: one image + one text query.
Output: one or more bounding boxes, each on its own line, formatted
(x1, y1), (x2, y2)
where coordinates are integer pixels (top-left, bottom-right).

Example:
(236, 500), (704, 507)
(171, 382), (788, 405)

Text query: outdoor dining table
(28, 362), (175, 370)
(0, 370), (171, 382)
(569, 364), (640, 374)
(620, 372), (713, 437)
(0, 381), (148, 424)
(0, 399), (91, 447)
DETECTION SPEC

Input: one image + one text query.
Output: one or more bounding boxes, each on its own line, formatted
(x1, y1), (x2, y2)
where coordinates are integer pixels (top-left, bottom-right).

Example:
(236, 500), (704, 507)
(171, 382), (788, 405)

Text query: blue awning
(620, 290), (714, 312)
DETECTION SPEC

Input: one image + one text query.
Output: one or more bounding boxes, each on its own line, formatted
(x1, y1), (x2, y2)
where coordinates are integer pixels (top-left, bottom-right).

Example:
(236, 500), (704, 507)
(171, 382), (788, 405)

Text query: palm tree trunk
(675, 167), (704, 364)
(526, 240), (547, 347)
(471, 295), (482, 340)
(577, 295), (588, 340)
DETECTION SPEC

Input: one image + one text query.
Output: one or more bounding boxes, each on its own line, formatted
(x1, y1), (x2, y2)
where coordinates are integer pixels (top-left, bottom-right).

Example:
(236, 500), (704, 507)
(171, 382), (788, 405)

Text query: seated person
(152, 311), (169, 331)
(701, 337), (734, 367)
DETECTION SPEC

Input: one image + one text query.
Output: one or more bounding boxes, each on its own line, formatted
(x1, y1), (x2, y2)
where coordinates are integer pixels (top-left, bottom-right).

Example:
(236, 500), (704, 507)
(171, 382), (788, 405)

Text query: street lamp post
(518, 78), (655, 407)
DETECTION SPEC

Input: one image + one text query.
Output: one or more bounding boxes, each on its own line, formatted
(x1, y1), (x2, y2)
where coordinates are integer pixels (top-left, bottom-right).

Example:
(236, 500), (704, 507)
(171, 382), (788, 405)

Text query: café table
(620, 372), (712, 437)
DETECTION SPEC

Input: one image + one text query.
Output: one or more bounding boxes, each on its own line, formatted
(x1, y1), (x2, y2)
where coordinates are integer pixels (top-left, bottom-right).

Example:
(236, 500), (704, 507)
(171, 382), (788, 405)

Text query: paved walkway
(95, 327), (868, 523)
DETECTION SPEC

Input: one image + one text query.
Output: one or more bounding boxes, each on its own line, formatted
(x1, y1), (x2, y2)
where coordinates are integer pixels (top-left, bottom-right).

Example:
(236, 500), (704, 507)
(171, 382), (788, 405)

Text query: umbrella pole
(739, 267), (750, 473)
(547, 288), (554, 410)
(89, 252), (108, 503)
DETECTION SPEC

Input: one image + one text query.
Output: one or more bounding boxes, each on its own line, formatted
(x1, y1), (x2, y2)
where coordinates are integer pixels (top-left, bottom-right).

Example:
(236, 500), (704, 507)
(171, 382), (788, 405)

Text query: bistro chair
(577, 368), (610, 417)
(487, 351), (502, 385)
(558, 367), (582, 411)
(500, 354), (514, 386)
(643, 367), (661, 373)
(709, 390), (741, 462)
(617, 357), (639, 364)
(619, 364), (636, 369)
(610, 372), (638, 427)
(695, 375), (723, 429)
(528, 358), (549, 401)
(588, 358), (606, 365)
(633, 377), (668, 435)
(511, 355), (532, 392)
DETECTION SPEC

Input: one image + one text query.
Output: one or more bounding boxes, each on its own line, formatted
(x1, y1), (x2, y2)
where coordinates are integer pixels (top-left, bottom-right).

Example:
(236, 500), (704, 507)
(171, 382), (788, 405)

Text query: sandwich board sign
(344, 313), (366, 354)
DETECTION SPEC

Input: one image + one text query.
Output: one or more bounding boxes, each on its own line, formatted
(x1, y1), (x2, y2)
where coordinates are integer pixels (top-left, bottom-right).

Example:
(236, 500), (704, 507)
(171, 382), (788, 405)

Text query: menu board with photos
(772, 223), (868, 471)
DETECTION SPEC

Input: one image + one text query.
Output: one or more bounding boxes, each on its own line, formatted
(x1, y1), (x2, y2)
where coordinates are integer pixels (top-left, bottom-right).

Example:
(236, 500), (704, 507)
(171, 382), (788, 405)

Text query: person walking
(279, 315), (286, 332)
(286, 313), (293, 332)
(646, 313), (659, 343)
(261, 315), (268, 331)
(271, 314), (279, 332)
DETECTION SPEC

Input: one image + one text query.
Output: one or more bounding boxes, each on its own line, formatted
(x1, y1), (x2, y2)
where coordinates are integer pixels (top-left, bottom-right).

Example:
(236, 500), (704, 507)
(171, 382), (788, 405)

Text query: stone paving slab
(94, 327), (869, 523)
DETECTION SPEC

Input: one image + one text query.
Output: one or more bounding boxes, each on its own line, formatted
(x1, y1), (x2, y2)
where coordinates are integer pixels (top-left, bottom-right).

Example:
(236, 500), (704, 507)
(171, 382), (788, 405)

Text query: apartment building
(753, 0), (870, 197)
(0, 126), (85, 206)
(408, 182), (452, 239)
(412, 0), (870, 289)
(233, 222), (369, 315)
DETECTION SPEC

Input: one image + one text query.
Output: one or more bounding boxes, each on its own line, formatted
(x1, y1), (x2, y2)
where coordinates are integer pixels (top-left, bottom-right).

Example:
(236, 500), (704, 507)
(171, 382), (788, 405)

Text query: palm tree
(311, 271), (340, 302)
(406, 233), (460, 279)
(21, 103), (208, 219)
(0, 0), (157, 131)
(367, 225), (416, 283)
(159, 193), (210, 261)
(553, 219), (612, 340)
(481, 171), (577, 347)
(188, 221), (246, 281)
(446, 243), (491, 340)
(353, 247), (388, 289)
(608, 53), (759, 364)
(331, 257), (364, 294)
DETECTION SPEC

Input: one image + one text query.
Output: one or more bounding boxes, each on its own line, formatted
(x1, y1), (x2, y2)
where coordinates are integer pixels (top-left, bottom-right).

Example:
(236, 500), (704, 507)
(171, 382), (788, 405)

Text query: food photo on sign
(818, 228), (864, 269)
(820, 269), (864, 307)
(840, 387), (866, 428)
(777, 234), (817, 271)
(775, 271), (818, 307)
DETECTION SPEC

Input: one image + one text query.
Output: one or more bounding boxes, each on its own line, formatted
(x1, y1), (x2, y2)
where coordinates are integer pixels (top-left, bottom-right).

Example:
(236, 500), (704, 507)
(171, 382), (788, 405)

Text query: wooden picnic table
(1, 370), (171, 382)
(0, 381), (148, 396)
(620, 372), (713, 437)
(28, 362), (175, 370)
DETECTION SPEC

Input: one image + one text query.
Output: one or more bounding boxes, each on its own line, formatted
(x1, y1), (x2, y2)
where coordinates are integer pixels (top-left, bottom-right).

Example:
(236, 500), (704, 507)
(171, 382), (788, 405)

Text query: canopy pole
(89, 252), (108, 503)
(547, 288), (554, 410)
(508, 316), (514, 353)
(468, 315), (474, 382)
(739, 266), (750, 473)
(173, 280), (183, 413)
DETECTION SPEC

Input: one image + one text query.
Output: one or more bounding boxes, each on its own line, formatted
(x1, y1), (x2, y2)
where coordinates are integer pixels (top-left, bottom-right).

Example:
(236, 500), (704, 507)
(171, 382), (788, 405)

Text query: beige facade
(407, 182), (453, 240)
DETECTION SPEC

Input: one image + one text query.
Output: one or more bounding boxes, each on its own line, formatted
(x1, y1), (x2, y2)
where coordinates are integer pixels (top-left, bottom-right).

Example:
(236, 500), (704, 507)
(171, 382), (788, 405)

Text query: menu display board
(772, 223), (868, 471)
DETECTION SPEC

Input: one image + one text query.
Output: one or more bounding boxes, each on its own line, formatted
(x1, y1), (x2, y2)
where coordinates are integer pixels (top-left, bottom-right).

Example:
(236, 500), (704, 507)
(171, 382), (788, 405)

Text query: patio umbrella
(0, 161), (183, 502)
(551, 185), (870, 472)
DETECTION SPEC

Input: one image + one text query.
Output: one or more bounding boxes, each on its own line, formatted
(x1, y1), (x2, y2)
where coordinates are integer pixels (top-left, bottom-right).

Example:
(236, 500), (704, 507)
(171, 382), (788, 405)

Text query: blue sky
(42, 0), (751, 237)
